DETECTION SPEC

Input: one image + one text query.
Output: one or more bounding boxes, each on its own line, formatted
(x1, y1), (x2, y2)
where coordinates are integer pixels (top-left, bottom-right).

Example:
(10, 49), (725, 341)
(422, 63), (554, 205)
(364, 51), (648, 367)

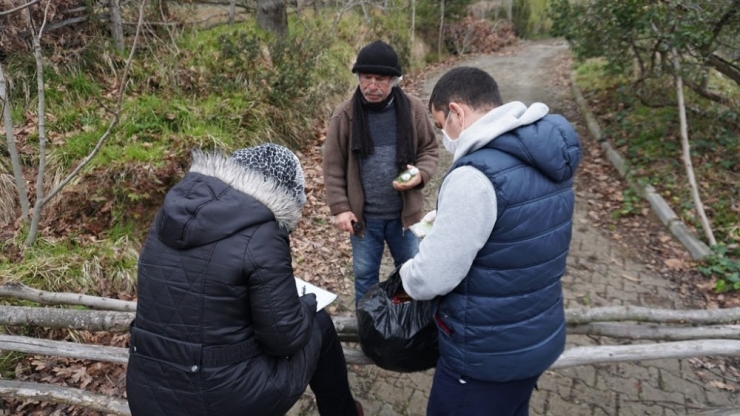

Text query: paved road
(289, 39), (739, 416)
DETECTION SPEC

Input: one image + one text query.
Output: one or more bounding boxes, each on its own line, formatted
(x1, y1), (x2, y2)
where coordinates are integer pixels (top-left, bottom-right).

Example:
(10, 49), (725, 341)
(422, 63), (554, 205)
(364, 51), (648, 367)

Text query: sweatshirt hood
(451, 101), (549, 163)
(452, 102), (580, 183)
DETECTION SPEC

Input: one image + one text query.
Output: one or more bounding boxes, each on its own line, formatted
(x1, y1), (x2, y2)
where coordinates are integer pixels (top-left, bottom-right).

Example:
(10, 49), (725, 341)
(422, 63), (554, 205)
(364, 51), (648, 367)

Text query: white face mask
(441, 110), (461, 154)
(442, 131), (458, 154)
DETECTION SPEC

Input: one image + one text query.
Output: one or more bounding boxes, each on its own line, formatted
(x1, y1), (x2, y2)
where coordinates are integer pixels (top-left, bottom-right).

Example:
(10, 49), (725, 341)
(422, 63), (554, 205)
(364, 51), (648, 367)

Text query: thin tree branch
(707, 53), (740, 86)
(700, 0), (740, 57)
(672, 46), (717, 246)
(683, 77), (735, 107)
(18, 16), (89, 39)
(37, 0), (52, 39)
(0, 63), (30, 220)
(0, 0), (41, 17)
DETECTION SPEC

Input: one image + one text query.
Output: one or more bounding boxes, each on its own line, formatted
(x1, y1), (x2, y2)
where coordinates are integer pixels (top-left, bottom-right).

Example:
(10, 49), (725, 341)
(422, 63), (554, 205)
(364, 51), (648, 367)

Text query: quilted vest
(436, 115), (578, 382)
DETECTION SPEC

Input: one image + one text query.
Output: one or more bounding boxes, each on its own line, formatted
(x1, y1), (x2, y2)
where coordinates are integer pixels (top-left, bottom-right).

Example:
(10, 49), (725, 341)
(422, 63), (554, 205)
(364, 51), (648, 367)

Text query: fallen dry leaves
(290, 133), (355, 302)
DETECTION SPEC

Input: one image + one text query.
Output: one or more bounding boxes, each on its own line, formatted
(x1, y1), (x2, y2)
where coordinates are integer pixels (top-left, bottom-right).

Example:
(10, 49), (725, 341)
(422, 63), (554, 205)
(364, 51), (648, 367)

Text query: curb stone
(570, 76), (712, 261)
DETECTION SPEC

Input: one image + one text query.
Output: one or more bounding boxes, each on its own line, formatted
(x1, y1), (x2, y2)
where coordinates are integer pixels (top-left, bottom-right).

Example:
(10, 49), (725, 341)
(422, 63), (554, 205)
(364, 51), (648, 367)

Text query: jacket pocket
(128, 352), (203, 393)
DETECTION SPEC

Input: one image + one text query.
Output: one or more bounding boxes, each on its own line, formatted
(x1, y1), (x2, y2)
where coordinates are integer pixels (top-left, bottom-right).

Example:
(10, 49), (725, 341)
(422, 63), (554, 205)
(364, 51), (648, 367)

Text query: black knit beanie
(352, 40), (402, 77)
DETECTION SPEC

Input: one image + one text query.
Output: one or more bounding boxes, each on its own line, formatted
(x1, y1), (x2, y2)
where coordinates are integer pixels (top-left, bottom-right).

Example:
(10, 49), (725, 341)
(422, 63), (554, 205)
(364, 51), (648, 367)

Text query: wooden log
(688, 408), (740, 416)
(0, 335), (130, 364)
(5, 285), (739, 327)
(565, 305), (740, 325)
(568, 322), (740, 340)
(2, 334), (739, 369)
(0, 306), (134, 332)
(0, 334), (370, 365)
(3, 380), (736, 416)
(550, 339), (740, 369)
(0, 342), (740, 416)
(1, 354), (738, 416)
(0, 380), (131, 416)
(0, 282), (137, 312)
(2, 306), (740, 342)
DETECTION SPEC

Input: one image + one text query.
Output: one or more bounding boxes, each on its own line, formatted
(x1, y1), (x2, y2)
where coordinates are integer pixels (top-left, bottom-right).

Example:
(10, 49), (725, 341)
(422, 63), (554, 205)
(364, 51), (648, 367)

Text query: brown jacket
(323, 92), (439, 232)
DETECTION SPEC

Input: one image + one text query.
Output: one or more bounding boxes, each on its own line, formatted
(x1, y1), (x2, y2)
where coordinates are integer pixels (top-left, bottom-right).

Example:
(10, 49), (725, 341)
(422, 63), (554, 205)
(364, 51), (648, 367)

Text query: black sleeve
(245, 222), (317, 356)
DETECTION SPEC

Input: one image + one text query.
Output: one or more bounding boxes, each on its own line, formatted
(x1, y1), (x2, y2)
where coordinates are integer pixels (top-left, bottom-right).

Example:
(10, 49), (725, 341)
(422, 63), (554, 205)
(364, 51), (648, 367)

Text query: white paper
(409, 210), (436, 238)
(295, 277), (337, 311)
(409, 220), (432, 238)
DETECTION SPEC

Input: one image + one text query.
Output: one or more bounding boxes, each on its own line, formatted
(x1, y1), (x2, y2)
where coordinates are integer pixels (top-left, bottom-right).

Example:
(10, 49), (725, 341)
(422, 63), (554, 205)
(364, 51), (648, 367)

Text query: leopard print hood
(189, 146), (306, 232)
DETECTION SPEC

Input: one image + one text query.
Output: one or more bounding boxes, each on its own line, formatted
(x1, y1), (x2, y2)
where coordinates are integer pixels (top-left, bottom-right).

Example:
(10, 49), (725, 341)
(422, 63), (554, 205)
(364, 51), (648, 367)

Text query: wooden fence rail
(1, 283), (740, 415)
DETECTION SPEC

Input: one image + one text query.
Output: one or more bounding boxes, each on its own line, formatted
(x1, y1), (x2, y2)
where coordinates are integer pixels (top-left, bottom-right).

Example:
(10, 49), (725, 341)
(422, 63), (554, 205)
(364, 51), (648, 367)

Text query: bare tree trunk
(505, 0), (512, 20)
(410, 0), (415, 49)
(257, 0), (288, 35)
(26, 3), (51, 247)
(109, 0), (125, 52)
(437, 0), (444, 56)
(0, 63), (30, 221)
(229, 0), (237, 24)
(671, 48), (717, 246)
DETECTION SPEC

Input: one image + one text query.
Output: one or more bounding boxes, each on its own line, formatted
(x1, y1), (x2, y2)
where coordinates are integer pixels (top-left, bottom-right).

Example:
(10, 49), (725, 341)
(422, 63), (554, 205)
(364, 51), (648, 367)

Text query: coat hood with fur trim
(155, 151), (303, 250)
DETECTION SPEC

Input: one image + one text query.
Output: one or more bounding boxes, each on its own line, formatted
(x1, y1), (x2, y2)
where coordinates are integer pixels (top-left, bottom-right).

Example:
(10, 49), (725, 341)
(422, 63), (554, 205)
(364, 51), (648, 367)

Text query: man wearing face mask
(323, 40), (438, 306)
(399, 67), (582, 416)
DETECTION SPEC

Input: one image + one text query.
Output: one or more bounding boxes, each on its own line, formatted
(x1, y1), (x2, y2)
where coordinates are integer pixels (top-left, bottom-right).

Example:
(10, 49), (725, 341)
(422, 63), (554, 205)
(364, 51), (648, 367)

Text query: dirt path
(421, 38), (571, 109)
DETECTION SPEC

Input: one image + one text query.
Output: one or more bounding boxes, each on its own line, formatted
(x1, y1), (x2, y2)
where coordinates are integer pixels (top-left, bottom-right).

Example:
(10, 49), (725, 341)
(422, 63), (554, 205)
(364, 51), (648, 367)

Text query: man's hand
(332, 211), (359, 234)
(392, 164), (422, 191)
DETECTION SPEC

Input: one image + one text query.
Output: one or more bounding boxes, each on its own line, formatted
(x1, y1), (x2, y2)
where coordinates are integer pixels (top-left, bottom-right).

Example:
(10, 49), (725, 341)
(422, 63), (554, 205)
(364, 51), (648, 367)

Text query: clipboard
(295, 277), (337, 311)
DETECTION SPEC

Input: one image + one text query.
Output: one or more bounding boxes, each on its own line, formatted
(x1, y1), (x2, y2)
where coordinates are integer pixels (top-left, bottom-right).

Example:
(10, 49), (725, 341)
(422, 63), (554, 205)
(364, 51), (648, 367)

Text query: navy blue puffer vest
(436, 114), (581, 382)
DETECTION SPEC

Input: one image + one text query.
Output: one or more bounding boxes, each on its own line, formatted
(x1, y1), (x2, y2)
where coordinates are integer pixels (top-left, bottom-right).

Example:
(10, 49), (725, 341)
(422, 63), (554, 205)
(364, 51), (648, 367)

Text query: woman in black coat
(126, 144), (362, 416)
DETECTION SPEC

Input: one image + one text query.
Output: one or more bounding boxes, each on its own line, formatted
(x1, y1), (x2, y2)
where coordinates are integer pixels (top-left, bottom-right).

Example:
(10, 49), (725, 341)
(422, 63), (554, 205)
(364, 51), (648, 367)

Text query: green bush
(511, 0), (531, 38)
(698, 245), (740, 293)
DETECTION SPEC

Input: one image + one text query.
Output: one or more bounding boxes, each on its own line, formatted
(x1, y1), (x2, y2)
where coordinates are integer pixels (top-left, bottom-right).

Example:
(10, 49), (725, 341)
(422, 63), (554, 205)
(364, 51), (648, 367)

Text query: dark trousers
(427, 357), (540, 416)
(309, 310), (359, 416)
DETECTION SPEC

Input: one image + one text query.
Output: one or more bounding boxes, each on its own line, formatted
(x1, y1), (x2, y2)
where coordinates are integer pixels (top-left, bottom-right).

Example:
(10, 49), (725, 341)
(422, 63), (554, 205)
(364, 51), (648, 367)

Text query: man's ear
(448, 102), (463, 122)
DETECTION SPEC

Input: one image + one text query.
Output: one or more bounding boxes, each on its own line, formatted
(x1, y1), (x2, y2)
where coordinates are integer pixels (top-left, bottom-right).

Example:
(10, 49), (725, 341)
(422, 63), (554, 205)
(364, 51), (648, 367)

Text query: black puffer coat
(126, 151), (321, 416)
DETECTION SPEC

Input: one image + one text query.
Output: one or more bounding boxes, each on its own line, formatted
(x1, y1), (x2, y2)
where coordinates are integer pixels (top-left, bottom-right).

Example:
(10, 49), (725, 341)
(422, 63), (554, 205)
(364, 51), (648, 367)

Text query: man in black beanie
(323, 40), (439, 306)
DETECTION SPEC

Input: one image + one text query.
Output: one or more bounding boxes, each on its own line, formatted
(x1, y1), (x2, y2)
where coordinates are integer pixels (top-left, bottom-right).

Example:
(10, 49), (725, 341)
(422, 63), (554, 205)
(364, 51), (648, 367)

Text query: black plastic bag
(356, 269), (439, 372)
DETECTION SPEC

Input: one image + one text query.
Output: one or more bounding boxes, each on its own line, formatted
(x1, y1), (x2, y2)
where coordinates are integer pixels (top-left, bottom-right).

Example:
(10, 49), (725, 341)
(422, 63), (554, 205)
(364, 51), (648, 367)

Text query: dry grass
(0, 172), (17, 224)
